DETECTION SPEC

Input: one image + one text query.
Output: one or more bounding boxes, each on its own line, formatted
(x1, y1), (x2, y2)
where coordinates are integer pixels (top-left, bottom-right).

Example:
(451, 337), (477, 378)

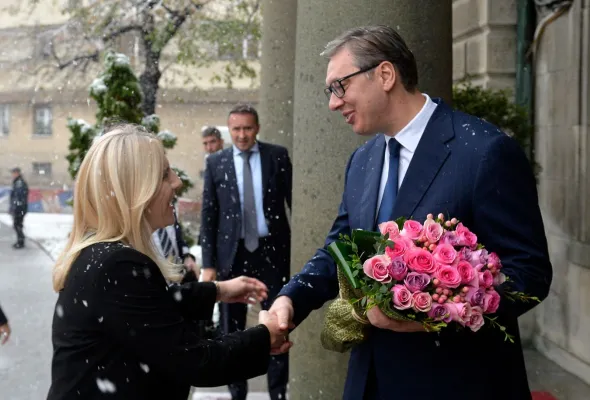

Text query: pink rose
(404, 272), (431, 293)
(388, 257), (408, 281)
(478, 270), (494, 288)
(400, 220), (423, 240)
(412, 292), (432, 313)
(427, 303), (454, 323)
(385, 236), (414, 259)
(423, 219), (444, 243)
(363, 255), (392, 283)
(465, 287), (485, 308)
(487, 252), (502, 270)
(451, 301), (472, 326)
(467, 306), (485, 332)
(434, 265), (462, 289)
(432, 243), (458, 265)
(482, 290), (501, 313)
(378, 221), (400, 239)
(439, 231), (459, 246)
(455, 223), (478, 249)
(456, 260), (476, 285)
(391, 284), (413, 310)
(404, 248), (437, 274)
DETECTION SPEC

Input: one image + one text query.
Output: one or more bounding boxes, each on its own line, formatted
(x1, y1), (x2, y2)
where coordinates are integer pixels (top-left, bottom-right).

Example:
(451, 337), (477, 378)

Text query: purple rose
(439, 231), (459, 247)
(388, 257), (408, 281)
(465, 287), (486, 308)
(404, 272), (431, 293)
(427, 303), (454, 323)
(468, 249), (488, 268)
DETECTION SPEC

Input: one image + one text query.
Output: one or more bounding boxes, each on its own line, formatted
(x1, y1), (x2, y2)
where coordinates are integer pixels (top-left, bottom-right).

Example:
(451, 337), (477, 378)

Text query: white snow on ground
(0, 212), (204, 265)
(0, 212), (73, 261)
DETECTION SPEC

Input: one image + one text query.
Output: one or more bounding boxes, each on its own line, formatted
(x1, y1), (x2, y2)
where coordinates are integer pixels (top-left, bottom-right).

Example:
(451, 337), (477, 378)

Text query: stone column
(257, 0), (298, 153)
(288, 1), (452, 399)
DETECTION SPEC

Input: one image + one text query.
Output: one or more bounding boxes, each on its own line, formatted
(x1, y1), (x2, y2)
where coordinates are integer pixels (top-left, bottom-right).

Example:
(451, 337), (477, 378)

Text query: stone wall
(452, 0), (518, 89)
(532, 0), (590, 385)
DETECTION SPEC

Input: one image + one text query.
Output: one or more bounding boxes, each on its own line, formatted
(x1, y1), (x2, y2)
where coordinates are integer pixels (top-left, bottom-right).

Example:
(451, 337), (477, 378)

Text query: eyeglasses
(324, 64), (380, 100)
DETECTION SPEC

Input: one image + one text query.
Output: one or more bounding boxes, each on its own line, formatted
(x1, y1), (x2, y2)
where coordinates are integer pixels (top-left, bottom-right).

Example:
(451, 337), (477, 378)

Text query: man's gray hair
(321, 25), (418, 92)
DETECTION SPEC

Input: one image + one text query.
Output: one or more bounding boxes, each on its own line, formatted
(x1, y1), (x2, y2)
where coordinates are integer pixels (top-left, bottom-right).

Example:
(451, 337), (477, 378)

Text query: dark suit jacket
(279, 99), (552, 400)
(47, 242), (271, 400)
(200, 141), (292, 280)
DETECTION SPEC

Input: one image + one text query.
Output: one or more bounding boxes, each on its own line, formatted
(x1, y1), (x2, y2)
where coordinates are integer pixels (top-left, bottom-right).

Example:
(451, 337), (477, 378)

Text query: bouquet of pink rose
(320, 213), (539, 353)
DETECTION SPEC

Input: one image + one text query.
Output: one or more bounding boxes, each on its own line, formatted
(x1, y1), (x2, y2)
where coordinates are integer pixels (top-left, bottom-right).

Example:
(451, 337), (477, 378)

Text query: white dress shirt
(233, 142), (269, 238)
(376, 93), (438, 213)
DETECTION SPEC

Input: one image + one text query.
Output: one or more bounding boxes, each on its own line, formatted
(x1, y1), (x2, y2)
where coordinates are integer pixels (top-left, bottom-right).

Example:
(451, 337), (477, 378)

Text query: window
(32, 162), (52, 177)
(34, 105), (52, 136)
(0, 105), (9, 135)
(242, 35), (261, 59)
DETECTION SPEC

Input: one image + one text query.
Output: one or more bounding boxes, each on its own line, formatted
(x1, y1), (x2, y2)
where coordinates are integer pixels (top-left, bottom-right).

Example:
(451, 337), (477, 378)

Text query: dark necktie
(240, 151), (259, 252)
(376, 138), (401, 227)
(158, 228), (177, 259)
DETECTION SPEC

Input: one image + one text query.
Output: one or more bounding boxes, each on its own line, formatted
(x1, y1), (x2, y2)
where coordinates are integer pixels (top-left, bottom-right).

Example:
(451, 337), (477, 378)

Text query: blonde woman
(47, 124), (290, 400)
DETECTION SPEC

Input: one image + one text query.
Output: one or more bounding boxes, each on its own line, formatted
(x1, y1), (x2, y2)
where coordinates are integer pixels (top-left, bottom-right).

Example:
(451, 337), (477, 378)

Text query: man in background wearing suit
(200, 104), (292, 400)
(268, 25), (552, 400)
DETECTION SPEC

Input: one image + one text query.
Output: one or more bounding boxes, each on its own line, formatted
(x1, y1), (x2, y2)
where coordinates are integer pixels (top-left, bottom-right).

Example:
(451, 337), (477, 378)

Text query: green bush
(452, 81), (539, 176)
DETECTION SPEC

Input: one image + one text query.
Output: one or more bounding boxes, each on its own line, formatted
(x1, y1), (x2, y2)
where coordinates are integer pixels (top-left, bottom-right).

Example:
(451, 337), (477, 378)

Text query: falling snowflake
(96, 378), (116, 393)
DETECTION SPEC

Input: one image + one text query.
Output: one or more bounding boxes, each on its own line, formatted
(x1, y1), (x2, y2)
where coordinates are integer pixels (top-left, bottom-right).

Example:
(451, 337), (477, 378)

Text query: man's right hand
(259, 310), (293, 355)
(268, 296), (295, 331)
(201, 268), (217, 282)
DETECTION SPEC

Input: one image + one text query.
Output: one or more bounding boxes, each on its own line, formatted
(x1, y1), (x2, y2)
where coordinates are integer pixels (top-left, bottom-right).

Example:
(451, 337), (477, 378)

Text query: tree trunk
(139, 48), (161, 116)
(139, 13), (162, 117)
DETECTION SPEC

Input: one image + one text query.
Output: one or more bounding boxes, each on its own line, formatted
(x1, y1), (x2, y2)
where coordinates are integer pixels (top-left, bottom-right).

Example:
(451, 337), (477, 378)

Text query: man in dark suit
(200, 104), (292, 400)
(268, 25), (552, 400)
(9, 167), (28, 249)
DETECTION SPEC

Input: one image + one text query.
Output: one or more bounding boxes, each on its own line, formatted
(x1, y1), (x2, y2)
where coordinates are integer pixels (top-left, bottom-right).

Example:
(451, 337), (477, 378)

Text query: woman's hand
(259, 310), (293, 355)
(216, 276), (268, 304)
(0, 323), (11, 345)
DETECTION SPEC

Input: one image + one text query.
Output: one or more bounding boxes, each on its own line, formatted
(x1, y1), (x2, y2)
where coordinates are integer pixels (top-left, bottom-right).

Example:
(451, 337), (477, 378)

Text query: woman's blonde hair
(52, 124), (183, 291)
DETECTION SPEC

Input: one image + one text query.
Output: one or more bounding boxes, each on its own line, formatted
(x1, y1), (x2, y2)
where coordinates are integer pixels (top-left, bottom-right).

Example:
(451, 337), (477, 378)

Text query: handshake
(213, 276), (295, 355)
(259, 296), (295, 355)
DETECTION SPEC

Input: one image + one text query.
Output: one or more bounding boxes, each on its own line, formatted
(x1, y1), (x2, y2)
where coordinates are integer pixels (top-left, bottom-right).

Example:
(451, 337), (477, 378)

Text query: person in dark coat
(47, 124), (291, 400)
(9, 167), (28, 249)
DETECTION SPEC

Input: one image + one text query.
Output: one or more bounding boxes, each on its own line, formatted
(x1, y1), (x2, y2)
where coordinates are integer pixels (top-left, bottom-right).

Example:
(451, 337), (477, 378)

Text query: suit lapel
(393, 100), (454, 219)
(258, 141), (272, 198)
(360, 135), (386, 230)
(220, 148), (241, 209)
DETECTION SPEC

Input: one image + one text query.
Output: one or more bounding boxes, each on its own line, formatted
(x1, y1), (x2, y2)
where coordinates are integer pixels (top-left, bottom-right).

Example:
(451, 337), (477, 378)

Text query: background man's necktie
(240, 151), (259, 252)
(376, 138), (401, 228)
(158, 228), (177, 259)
